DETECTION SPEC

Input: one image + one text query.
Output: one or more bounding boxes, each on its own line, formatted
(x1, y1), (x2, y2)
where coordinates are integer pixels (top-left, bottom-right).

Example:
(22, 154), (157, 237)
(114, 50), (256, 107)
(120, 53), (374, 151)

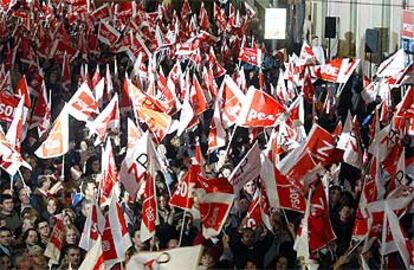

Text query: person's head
(244, 260), (257, 270)
(158, 194), (168, 209)
(339, 204), (353, 223)
(243, 180), (257, 196)
(220, 166), (232, 178)
(275, 255), (289, 270)
(23, 228), (39, 247)
(200, 249), (216, 268)
(38, 175), (52, 191)
(87, 155), (100, 174)
(81, 199), (93, 217)
(36, 220), (50, 238)
(82, 180), (98, 201)
(46, 197), (59, 215)
(28, 245), (46, 266)
(0, 255), (11, 269)
(329, 186), (342, 206)
(0, 194), (14, 214)
(311, 35), (320, 46)
(63, 208), (76, 225)
(64, 224), (80, 245)
(14, 252), (32, 270)
(0, 227), (12, 246)
(64, 244), (82, 267)
(167, 238), (179, 249)
(241, 228), (255, 247)
(18, 187), (31, 205)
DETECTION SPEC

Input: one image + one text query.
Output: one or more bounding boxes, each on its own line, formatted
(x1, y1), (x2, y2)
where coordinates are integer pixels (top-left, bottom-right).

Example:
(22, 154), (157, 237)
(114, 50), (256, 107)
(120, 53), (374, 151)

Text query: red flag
(238, 37), (262, 67)
(303, 68), (315, 103)
(79, 202), (105, 251)
(237, 86), (286, 127)
(140, 167), (158, 242)
(196, 177), (234, 239)
(30, 81), (51, 137)
(308, 181), (336, 252)
(208, 47), (226, 78)
(191, 75), (208, 115)
(102, 195), (132, 269)
(170, 165), (201, 210)
(207, 103), (226, 154)
(199, 2), (209, 30)
(100, 139), (119, 206)
(98, 21), (121, 46)
(44, 217), (65, 264)
(15, 75), (31, 108)
(0, 91), (19, 123)
(67, 82), (99, 122)
(220, 76), (245, 128)
(304, 124), (337, 166)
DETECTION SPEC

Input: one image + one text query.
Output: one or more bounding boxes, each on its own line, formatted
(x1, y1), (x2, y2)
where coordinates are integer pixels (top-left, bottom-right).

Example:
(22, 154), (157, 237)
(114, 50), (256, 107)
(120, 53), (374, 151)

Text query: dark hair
(0, 226), (11, 234)
(63, 244), (80, 255)
(81, 178), (96, 194)
(22, 228), (38, 243)
(37, 176), (49, 188)
(0, 194), (13, 204)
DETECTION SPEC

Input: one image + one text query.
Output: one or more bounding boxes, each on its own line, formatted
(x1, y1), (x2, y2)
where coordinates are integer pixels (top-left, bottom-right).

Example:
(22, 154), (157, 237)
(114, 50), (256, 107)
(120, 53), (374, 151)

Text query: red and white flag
(196, 177), (235, 239)
(30, 81), (51, 137)
(102, 194), (132, 269)
(35, 108), (69, 159)
(100, 139), (119, 206)
(6, 98), (24, 151)
(97, 21), (121, 46)
(119, 128), (147, 201)
(79, 236), (104, 270)
(238, 37), (262, 67)
(0, 91), (19, 123)
(44, 217), (65, 265)
(140, 166), (158, 243)
(207, 102), (226, 154)
(0, 128), (31, 176)
(191, 75), (208, 116)
(79, 202), (105, 251)
(170, 165), (201, 210)
(260, 155), (306, 213)
(237, 86), (286, 127)
(229, 142), (261, 192)
(140, 138), (162, 242)
(86, 94), (120, 145)
(220, 76), (245, 128)
(67, 82), (99, 122)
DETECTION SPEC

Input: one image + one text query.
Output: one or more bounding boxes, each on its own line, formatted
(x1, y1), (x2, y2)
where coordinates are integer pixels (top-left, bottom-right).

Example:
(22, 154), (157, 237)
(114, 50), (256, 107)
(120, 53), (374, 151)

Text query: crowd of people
(0, 0), (413, 269)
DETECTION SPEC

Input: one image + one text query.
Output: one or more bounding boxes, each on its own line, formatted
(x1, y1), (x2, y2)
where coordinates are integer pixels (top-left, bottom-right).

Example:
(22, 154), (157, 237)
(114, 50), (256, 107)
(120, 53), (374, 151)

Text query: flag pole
(61, 154), (65, 180)
(224, 125), (238, 161)
(282, 208), (289, 224)
(178, 210), (187, 247)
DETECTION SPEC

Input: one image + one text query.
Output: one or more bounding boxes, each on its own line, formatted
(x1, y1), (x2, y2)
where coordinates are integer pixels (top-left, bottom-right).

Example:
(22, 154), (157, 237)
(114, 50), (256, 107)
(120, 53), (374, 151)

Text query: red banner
(0, 91), (19, 123)
(402, 10), (414, 40)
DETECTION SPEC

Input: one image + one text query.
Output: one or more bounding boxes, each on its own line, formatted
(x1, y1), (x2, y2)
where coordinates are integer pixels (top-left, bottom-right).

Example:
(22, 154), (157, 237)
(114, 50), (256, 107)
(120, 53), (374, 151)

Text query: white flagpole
(224, 125), (238, 161)
(61, 155), (65, 180)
